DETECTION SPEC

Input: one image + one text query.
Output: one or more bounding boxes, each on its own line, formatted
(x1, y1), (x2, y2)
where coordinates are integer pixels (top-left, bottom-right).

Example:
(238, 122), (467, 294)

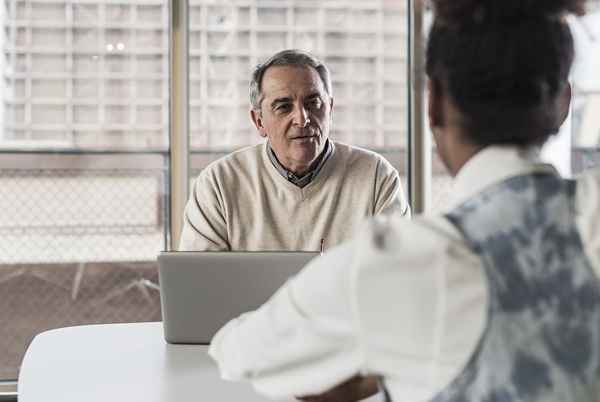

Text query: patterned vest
(415, 173), (600, 402)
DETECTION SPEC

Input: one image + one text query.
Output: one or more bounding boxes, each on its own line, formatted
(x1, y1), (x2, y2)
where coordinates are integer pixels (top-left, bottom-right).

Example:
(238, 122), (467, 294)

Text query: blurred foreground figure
(210, 1), (600, 401)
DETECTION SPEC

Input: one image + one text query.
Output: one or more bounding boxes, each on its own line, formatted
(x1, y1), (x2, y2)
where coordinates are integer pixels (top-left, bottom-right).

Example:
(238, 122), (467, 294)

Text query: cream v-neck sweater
(179, 141), (409, 251)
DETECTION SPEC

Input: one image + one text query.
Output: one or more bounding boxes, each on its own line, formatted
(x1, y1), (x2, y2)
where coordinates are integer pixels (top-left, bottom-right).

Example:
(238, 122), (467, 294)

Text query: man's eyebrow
(270, 93), (322, 108)
(271, 97), (292, 107)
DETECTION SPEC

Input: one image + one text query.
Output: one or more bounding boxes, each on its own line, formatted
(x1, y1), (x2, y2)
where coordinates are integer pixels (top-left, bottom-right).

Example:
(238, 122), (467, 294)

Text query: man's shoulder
(331, 141), (395, 173)
(332, 141), (386, 161)
(200, 143), (265, 179)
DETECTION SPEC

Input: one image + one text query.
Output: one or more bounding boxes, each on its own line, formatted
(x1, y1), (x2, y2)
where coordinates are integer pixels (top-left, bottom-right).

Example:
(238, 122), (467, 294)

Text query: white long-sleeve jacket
(209, 146), (600, 402)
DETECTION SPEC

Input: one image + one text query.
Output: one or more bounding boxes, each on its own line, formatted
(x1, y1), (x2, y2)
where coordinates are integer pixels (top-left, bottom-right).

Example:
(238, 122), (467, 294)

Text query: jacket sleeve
(208, 241), (365, 399)
(178, 168), (230, 251)
(373, 157), (411, 218)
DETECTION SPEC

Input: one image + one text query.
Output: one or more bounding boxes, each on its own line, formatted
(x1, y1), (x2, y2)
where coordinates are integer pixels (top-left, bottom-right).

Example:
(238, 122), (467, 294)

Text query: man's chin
(289, 151), (319, 168)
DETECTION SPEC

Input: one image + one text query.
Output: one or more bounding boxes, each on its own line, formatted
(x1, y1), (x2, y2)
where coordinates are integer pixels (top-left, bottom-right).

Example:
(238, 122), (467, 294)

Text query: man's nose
(292, 105), (310, 127)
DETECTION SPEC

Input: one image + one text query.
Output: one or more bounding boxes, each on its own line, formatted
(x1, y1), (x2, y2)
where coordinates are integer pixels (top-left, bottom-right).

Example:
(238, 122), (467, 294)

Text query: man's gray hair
(249, 49), (333, 111)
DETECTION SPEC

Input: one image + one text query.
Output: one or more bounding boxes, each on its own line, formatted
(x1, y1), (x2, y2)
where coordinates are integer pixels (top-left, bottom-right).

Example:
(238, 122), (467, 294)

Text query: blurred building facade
(2, 0), (408, 150)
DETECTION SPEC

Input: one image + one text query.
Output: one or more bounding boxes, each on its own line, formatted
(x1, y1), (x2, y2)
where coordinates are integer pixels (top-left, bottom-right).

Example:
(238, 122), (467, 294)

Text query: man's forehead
(261, 65), (326, 100)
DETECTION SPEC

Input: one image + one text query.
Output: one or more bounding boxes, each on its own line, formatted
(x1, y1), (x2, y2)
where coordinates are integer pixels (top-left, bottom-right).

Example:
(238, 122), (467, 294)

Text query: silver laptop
(158, 251), (318, 344)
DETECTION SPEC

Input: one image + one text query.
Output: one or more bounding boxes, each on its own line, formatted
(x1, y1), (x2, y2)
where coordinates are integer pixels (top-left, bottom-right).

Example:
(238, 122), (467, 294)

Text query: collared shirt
(209, 146), (600, 401)
(266, 139), (333, 188)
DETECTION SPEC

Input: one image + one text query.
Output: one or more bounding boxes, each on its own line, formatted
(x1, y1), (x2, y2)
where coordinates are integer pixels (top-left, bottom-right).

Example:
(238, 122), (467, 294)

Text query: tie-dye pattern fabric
(429, 173), (600, 402)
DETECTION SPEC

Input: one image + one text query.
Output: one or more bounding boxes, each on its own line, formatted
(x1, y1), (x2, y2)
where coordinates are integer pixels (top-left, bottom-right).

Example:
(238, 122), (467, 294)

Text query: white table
(19, 322), (294, 402)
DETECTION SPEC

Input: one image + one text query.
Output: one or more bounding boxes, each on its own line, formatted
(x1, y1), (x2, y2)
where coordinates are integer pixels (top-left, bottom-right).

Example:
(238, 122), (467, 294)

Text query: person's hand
(295, 375), (379, 402)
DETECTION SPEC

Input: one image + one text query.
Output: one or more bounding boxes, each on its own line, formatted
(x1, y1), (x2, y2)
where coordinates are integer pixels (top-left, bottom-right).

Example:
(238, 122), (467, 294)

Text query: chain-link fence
(0, 169), (166, 263)
(0, 152), (167, 380)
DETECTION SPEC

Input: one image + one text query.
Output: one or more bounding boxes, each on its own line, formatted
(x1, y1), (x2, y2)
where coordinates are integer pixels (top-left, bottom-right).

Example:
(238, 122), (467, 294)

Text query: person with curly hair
(209, 1), (600, 401)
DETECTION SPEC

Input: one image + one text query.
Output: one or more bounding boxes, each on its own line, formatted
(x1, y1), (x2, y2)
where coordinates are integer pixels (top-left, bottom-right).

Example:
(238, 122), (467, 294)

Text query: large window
(570, 1), (600, 174)
(1, 0), (410, 385)
(1, 0), (169, 381)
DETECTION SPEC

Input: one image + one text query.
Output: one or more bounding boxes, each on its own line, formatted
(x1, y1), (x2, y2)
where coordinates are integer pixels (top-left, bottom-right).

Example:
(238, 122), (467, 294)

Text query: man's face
(251, 65), (333, 175)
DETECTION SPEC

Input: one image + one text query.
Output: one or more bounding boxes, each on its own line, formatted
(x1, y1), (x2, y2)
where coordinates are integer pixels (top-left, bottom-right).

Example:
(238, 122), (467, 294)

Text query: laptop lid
(158, 251), (318, 344)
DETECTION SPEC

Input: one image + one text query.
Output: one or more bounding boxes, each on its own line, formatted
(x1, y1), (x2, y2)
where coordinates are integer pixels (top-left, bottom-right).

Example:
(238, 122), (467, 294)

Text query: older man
(179, 49), (409, 251)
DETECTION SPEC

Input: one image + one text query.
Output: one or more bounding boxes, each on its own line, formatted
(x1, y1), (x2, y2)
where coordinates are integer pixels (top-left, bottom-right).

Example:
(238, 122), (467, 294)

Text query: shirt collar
(446, 145), (559, 211)
(267, 139), (333, 188)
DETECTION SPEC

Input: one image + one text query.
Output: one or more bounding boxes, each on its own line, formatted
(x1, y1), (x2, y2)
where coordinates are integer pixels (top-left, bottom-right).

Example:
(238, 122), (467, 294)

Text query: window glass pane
(0, 0), (169, 381)
(570, 4), (600, 174)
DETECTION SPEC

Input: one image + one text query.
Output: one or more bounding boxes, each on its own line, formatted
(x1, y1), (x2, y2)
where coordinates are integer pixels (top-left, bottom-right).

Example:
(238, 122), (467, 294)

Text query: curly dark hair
(426, 0), (586, 146)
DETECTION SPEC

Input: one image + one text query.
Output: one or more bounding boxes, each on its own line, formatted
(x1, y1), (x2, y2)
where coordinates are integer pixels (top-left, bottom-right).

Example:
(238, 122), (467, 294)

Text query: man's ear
(250, 109), (268, 138)
(558, 82), (572, 127)
(329, 97), (334, 121)
(428, 78), (444, 129)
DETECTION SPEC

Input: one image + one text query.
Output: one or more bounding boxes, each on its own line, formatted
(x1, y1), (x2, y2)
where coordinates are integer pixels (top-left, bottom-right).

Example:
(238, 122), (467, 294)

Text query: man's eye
(275, 104), (291, 112)
(307, 99), (322, 109)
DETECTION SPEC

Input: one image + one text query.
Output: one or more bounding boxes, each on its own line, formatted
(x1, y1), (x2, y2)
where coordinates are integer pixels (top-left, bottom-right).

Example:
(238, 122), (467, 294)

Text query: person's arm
(208, 241), (366, 399)
(178, 169), (230, 251)
(210, 214), (486, 401)
(373, 158), (411, 218)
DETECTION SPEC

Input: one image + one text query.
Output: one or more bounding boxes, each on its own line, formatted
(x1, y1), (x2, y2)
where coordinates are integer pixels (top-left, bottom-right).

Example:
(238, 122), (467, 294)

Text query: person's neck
(445, 129), (484, 177)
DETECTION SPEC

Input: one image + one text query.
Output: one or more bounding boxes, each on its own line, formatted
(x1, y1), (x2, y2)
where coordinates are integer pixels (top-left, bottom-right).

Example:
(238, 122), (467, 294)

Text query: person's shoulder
(361, 213), (464, 254)
(333, 141), (387, 161)
(332, 141), (394, 171)
(351, 213), (474, 271)
(198, 143), (264, 180)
